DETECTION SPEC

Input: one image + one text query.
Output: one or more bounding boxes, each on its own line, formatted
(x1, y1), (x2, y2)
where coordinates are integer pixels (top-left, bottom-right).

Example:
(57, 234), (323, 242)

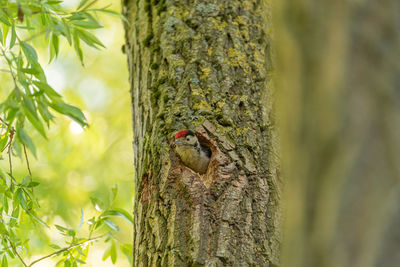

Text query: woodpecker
(173, 130), (211, 174)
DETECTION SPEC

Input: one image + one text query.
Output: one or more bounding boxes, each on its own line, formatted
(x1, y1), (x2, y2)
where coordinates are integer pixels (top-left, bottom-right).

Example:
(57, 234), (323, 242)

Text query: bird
(173, 129), (211, 174)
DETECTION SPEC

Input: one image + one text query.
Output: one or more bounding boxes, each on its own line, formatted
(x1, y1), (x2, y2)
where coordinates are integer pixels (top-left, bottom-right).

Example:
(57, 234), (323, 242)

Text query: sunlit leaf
(103, 218), (119, 231)
(28, 210), (49, 228)
(61, 18), (72, 44)
(0, 223), (7, 235)
(90, 197), (104, 211)
(120, 244), (133, 264)
(0, 133), (8, 152)
(49, 33), (60, 62)
(110, 184), (118, 204)
(78, 0), (90, 10)
(102, 243), (111, 261)
(33, 81), (61, 100)
(20, 41), (38, 64)
(27, 181), (39, 188)
(50, 244), (61, 249)
(2, 24), (9, 44)
(72, 20), (103, 29)
(0, 10), (11, 26)
(102, 208), (133, 225)
(9, 24), (16, 49)
(22, 104), (46, 138)
(78, 208), (84, 230)
(110, 241), (117, 264)
(49, 102), (87, 127)
(55, 224), (68, 233)
(73, 30), (84, 64)
(92, 9), (128, 22)
(16, 123), (37, 157)
(1, 254), (8, 267)
(75, 28), (105, 49)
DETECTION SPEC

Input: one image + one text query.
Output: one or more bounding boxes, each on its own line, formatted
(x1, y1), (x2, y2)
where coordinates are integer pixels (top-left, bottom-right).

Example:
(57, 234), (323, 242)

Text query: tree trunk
(276, 0), (400, 267)
(123, 0), (280, 266)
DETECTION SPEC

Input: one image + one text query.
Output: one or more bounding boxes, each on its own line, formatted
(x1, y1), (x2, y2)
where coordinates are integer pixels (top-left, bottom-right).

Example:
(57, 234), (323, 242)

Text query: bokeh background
(0, 0), (133, 266)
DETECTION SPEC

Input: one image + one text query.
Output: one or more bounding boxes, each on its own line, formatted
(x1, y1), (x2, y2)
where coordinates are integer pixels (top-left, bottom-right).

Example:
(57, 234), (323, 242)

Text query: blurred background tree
(0, 0), (132, 266)
(276, 0), (400, 267)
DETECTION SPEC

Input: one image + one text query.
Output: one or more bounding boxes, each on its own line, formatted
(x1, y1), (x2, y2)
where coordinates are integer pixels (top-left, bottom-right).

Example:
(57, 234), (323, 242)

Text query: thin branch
(8, 144), (12, 176)
(1, 49), (18, 89)
(0, 117), (9, 127)
(23, 145), (33, 193)
(23, 145), (32, 176)
(6, 129), (15, 178)
(28, 235), (104, 267)
(6, 236), (28, 267)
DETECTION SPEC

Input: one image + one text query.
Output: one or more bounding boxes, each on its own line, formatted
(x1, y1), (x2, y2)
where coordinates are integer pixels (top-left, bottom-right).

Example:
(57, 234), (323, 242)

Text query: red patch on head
(175, 129), (189, 139)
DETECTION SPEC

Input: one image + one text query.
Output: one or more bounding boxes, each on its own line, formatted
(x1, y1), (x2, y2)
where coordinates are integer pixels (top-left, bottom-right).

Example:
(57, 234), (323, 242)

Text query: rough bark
(123, 0), (279, 266)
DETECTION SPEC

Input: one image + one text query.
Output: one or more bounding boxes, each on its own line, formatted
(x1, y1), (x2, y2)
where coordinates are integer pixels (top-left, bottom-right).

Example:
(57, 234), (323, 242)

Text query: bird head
(173, 129), (198, 147)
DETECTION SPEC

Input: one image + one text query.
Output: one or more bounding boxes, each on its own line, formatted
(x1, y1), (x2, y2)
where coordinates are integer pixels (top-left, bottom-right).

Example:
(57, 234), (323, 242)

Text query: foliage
(0, 0), (130, 266)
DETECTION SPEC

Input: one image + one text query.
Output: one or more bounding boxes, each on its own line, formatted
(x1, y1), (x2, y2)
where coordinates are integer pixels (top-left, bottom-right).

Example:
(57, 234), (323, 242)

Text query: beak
(173, 140), (185, 145)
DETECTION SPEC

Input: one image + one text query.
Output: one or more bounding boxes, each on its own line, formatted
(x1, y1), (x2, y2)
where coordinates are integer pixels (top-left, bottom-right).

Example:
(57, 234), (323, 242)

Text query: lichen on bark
(123, 0), (280, 266)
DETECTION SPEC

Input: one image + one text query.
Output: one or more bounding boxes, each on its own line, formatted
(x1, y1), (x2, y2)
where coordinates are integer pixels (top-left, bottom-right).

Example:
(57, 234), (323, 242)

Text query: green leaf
(110, 241), (117, 264)
(102, 208), (133, 225)
(1, 254), (7, 267)
(0, 223), (7, 235)
(28, 210), (50, 228)
(20, 41), (38, 65)
(73, 30), (84, 64)
(67, 229), (76, 237)
(22, 176), (30, 187)
(9, 24), (16, 49)
(27, 181), (39, 187)
(22, 104), (47, 138)
(0, 10), (11, 26)
(93, 9), (128, 22)
(16, 124), (37, 157)
(49, 33), (60, 62)
(20, 68), (40, 75)
(120, 244), (133, 264)
(75, 28), (105, 48)
(102, 243), (111, 261)
(0, 133), (8, 152)
(15, 188), (27, 210)
(0, 169), (12, 187)
(72, 20), (103, 29)
(38, 102), (54, 125)
(78, 208), (84, 230)
(3, 194), (9, 213)
(62, 18), (72, 44)
(49, 102), (86, 127)
(47, 1), (63, 4)
(55, 224), (68, 233)
(2, 24), (9, 44)
(13, 137), (22, 157)
(76, 246), (86, 257)
(103, 218), (119, 231)
(9, 206), (19, 227)
(69, 13), (87, 21)
(110, 184), (118, 204)
(76, 259), (86, 264)
(78, 0), (90, 10)
(50, 244), (61, 249)
(33, 81), (61, 100)
(90, 196), (103, 211)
